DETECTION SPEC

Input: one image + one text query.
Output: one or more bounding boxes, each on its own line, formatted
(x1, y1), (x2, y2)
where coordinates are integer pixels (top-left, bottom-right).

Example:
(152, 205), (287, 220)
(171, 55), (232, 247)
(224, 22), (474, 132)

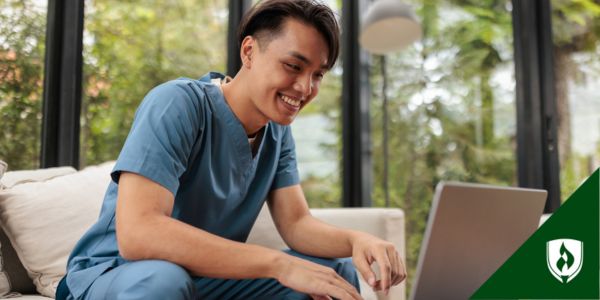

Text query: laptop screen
(410, 182), (546, 300)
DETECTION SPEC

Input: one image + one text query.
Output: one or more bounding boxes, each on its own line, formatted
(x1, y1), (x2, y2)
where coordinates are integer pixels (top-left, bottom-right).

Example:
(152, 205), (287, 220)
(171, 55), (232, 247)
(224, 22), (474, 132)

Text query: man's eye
(285, 63), (301, 71)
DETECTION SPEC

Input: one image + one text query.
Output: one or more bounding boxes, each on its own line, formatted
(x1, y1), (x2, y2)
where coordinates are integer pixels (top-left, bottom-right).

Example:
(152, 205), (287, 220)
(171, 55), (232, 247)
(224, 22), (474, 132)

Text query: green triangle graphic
(471, 169), (599, 299)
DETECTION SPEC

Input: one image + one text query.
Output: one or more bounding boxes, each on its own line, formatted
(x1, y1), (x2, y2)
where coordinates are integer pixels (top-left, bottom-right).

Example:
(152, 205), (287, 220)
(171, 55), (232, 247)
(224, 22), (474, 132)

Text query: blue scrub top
(65, 72), (300, 299)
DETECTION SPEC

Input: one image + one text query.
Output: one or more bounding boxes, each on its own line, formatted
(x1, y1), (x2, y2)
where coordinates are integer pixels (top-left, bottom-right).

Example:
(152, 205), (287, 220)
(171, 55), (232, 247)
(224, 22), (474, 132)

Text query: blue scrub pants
(75, 250), (360, 300)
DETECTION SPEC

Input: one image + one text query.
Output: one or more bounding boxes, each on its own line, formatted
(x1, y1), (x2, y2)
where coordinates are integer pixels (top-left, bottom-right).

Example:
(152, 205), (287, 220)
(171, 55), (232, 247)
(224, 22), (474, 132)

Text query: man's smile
(278, 93), (303, 110)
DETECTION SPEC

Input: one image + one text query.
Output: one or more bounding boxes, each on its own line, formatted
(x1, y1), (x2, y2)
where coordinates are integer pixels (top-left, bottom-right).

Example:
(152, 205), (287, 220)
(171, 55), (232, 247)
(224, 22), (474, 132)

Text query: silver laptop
(409, 182), (547, 300)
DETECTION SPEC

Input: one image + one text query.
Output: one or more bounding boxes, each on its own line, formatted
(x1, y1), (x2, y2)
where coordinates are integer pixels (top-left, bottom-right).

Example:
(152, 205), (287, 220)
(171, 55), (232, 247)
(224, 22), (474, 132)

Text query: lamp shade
(359, 0), (422, 54)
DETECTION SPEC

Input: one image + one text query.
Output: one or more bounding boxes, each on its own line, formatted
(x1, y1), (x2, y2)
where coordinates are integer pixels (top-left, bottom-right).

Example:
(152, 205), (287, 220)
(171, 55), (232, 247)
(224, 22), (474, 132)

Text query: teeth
(280, 94), (301, 107)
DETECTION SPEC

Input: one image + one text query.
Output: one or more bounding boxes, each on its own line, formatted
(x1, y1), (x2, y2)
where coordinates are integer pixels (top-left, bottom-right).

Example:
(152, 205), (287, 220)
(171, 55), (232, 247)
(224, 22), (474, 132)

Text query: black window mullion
(341, 0), (372, 207)
(41, 0), (84, 169)
(227, 0), (251, 77)
(513, 0), (561, 212)
(40, 0), (61, 169)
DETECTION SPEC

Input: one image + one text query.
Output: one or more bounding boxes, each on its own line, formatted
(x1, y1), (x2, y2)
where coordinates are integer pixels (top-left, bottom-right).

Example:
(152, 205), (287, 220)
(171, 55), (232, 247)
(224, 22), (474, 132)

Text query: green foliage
(368, 0), (517, 292)
(303, 173), (342, 208)
(551, 0), (600, 200)
(552, 0), (600, 48)
(0, 0), (45, 170)
(81, 0), (227, 166)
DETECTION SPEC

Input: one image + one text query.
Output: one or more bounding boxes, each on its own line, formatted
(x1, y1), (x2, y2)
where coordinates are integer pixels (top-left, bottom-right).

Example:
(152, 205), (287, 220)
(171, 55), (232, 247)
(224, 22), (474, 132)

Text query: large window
(80, 0), (228, 167)
(551, 0), (600, 200)
(369, 0), (517, 282)
(0, 0), (46, 170)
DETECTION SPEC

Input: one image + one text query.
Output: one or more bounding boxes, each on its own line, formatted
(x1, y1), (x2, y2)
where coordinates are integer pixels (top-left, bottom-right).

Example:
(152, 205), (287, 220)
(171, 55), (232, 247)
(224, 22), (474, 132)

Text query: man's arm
(268, 184), (407, 295)
(115, 172), (362, 300)
(116, 172), (281, 279)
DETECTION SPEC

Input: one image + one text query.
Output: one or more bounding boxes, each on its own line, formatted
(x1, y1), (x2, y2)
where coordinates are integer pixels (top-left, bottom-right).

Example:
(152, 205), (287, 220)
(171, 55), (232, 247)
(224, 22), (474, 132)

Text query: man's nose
(293, 75), (312, 97)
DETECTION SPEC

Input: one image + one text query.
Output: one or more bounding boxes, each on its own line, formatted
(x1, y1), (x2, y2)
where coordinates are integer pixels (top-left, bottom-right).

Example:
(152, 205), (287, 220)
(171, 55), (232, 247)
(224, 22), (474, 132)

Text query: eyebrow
(288, 51), (328, 70)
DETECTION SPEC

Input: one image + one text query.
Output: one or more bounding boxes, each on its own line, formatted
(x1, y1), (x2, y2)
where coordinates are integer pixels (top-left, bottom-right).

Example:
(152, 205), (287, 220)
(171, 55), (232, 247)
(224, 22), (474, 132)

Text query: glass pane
(0, 0), (46, 170)
(551, 0), (600, 200)
(368, 0), (517, 287)
(81, 0), (228, 166)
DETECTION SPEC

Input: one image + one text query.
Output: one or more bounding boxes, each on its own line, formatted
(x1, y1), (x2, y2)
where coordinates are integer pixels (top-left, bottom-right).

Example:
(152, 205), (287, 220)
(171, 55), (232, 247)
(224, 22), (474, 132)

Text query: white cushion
(0, 161), (75, 297)
(0, 167), (76, 190)
(1, 295), (53, 299)
(0, 162), (114, 297)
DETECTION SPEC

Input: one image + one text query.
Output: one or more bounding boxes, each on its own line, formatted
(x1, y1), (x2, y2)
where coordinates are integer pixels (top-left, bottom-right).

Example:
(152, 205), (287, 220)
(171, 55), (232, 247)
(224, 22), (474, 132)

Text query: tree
(0, 0), (46, 170)
(551, 0), (600, 199)
(368, 0), (516, 289)
(81, 0), (228, 166)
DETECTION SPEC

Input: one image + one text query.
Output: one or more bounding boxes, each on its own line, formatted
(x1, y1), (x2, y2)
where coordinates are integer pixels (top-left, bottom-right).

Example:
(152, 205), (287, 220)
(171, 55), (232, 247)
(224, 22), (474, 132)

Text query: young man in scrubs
(58, 0), (406, 299)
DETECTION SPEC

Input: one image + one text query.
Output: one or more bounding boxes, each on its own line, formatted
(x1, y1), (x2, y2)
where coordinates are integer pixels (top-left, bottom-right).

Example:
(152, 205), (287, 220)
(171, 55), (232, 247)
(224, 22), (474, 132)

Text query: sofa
(0, 161), (406, 300)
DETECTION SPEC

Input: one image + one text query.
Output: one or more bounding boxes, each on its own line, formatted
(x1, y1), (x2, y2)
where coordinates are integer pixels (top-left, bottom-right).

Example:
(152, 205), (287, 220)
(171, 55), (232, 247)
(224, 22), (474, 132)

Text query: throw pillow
(0, 166), (76, 190)
(0, 161), (114, 297)
(1, 160), (73, 297)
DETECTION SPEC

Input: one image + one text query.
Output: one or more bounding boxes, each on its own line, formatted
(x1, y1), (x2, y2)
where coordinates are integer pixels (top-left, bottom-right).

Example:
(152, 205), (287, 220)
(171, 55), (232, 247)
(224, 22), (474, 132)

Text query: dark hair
(238, 0), (340, 69)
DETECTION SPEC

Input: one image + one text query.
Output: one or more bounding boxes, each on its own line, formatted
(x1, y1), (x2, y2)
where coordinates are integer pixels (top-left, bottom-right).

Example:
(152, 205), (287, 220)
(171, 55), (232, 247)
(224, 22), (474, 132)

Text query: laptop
(409, 182), (547, 300)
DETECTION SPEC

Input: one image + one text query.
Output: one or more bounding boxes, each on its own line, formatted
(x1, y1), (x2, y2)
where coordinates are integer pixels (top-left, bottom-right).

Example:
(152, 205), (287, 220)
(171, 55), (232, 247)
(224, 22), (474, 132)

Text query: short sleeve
(111, 80), (205, 195)
(270, 126), (300, 190)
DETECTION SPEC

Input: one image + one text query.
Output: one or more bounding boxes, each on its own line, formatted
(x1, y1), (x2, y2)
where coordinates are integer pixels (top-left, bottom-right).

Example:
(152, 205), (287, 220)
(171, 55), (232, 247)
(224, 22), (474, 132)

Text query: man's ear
(240, 36), (255, 69)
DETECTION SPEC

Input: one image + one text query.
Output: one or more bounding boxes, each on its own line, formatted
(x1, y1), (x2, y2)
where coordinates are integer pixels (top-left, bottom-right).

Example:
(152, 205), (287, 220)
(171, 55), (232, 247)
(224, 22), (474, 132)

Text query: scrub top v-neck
(64, 72), (300, 299)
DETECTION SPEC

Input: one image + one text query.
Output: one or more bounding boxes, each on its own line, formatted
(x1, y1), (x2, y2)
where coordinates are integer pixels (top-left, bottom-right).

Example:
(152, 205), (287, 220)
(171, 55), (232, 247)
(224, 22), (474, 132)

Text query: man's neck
(221, 75), (268, 136)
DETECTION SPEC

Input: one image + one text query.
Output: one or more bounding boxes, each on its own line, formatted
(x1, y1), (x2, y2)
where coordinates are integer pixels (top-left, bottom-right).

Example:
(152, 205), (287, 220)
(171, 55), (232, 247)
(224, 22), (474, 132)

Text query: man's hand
(274, 253), (363, 300)
(351, 233), (406, 295)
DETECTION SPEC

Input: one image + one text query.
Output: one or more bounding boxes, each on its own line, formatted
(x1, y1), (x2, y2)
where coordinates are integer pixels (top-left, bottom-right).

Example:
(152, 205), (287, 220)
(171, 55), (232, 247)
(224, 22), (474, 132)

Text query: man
(58, 1), (406, 299)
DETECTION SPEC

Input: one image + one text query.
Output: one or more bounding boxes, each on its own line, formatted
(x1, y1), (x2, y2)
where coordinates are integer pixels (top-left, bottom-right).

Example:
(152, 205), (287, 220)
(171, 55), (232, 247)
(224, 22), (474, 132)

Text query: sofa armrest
(247, 205), (406, 300)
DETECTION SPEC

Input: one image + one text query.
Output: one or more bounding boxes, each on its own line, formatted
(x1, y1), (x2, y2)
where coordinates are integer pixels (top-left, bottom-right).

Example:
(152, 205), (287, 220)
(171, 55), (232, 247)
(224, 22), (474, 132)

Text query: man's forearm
(118, 214), (284, 280)
(282, 214), (365, 258)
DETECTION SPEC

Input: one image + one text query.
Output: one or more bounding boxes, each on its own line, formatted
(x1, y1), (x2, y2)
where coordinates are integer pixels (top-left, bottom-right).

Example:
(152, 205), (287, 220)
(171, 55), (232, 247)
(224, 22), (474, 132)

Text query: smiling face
(242, 18), (329, 126)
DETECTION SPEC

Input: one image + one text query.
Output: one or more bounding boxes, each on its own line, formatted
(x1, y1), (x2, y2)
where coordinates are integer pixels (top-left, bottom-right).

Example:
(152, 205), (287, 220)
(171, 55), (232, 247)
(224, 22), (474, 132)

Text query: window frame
(512, 0), (561, 212)
(41, 0), (84, 169)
